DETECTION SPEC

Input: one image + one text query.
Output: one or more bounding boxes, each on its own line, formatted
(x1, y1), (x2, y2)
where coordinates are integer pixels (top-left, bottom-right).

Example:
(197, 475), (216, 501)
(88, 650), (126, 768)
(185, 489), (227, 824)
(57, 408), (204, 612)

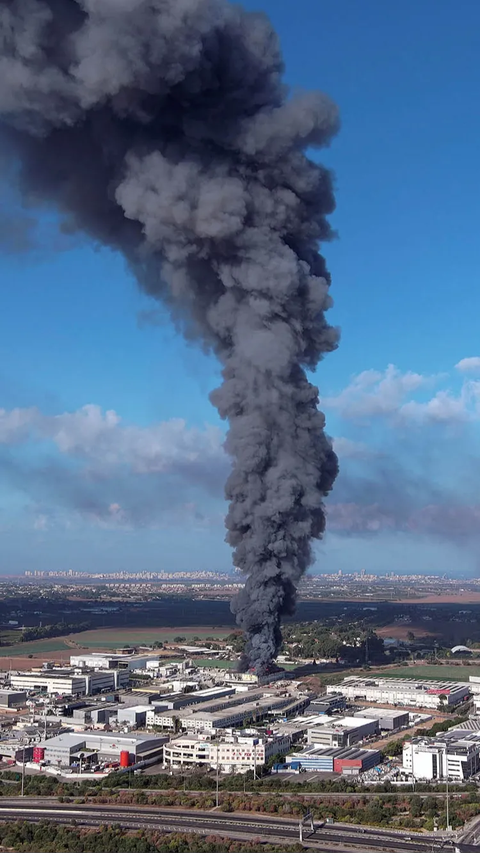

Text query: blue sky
(1, 0), (480, 576)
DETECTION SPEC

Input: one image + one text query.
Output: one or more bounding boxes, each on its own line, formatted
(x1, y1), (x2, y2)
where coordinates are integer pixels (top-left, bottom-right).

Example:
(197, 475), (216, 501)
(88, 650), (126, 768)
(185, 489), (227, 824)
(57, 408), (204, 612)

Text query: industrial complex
(0, 652), (478, 785)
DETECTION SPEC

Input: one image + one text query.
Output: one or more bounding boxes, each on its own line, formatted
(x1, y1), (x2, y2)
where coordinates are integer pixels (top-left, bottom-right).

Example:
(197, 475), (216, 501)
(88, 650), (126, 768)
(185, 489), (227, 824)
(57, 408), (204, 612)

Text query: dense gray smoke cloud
(0, 0), (339, 673)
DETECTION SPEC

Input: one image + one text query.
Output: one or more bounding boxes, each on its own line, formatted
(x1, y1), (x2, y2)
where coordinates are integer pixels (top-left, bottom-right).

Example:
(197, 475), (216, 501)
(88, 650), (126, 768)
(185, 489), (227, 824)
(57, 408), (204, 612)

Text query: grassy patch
(68, 627), (232, 649)
(368, 664), (480, 680)
(0, 631), (21, 645)
(0, 639), (71, 656)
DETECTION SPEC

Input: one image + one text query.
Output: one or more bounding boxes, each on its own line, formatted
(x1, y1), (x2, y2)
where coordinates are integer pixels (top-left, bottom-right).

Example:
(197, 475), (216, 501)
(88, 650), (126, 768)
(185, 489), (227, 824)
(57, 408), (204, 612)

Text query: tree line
(0, 822), (303, 853)
(20, 622), (91, 643)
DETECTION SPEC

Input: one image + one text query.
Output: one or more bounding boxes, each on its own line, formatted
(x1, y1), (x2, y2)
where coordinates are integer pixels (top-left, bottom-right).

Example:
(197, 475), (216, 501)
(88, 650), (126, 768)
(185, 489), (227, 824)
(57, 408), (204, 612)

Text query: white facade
(164, 732), (291, 771)
(307, 716), (378, 748)
(330, 677), (470, 710)
(403, 732), (480, 780)
(10, 669), (128, 696)
(70, 654), (159, 671)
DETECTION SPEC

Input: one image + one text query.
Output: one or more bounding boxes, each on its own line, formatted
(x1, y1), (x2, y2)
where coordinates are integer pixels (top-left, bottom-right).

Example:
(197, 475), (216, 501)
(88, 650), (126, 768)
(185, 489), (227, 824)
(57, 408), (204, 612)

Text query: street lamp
(441, 744), (451, 833)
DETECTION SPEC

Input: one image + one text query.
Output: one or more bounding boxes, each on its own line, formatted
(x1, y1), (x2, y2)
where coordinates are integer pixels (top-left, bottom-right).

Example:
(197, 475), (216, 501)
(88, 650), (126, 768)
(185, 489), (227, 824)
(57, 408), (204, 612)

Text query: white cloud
(323, 364), (428, 419)
(456, 357), (480, 373)
(0, 403), (225, 475)
(325, 362), (480, 425)
(328, 501), (480, 537)
(0, 407), (37, 443)
(399, 390), (469, 423)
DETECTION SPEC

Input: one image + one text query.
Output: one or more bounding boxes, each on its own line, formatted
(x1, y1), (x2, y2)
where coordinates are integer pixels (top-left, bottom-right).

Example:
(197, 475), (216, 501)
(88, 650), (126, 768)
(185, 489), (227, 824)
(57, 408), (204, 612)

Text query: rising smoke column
(0, 0), (339, 673)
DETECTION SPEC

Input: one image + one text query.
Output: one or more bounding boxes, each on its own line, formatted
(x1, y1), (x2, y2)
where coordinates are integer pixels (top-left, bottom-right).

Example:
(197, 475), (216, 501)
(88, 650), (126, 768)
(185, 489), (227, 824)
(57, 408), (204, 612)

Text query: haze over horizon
(1, 0), (480, 579)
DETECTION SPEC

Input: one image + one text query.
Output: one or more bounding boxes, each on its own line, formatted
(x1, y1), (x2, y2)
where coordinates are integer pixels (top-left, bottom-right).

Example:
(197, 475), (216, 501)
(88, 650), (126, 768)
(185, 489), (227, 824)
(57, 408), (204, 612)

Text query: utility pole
(21, 742), (26, 797)
(446, 767), (450, 832)
(215, 747), (219, 808)
(443, 745), (450, 832)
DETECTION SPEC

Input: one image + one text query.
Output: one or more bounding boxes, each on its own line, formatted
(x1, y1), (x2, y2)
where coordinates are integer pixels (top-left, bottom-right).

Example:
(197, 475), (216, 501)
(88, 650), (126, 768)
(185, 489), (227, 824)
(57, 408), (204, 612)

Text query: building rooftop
(291, 744), (381, 760)
(39, 731), (165, 748)
(356, 707), (408, 719)
(339, 676), (470, 691)
(0, 688), (26, 695)
(309, 716), (374, 731)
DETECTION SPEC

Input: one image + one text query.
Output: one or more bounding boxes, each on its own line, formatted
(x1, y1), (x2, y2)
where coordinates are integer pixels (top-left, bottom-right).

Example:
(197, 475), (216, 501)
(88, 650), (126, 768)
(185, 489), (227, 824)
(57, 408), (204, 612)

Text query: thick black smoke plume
(0, 0), (339, 674)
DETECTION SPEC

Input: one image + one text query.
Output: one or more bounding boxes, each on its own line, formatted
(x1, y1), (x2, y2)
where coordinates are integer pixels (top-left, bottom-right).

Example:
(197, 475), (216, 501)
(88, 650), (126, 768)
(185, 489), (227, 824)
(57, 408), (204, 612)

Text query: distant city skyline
(2, 0), (480, 576)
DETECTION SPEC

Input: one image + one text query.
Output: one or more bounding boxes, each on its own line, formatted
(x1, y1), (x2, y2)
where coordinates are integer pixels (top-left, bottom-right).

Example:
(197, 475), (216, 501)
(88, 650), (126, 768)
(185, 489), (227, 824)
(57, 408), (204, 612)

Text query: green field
(369, 665), (480, 681)
(0, 639), (71, 657)
(69, 627), (233, 649)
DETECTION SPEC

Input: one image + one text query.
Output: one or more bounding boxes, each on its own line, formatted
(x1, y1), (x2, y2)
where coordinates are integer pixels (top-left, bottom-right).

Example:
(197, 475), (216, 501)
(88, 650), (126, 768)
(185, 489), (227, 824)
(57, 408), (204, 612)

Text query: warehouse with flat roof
(288, 745), (382, 774)
(39, 731), (167, 768)
(0, 689), (27, 709)
(328, 677), (470, 710)
(10, 669), (129, 696)
(355, 707), (409, 731)
(307, 716), (378, 748)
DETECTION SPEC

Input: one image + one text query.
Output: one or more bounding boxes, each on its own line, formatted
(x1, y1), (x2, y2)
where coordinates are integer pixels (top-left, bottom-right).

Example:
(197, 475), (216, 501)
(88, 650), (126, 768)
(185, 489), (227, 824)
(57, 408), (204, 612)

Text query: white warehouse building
(328, 677), (470, 710)
(403, 730), (480, 781)
(69, 654), (160, 671)
(10, 669), (129, 696)
(307, 716), (378, 748)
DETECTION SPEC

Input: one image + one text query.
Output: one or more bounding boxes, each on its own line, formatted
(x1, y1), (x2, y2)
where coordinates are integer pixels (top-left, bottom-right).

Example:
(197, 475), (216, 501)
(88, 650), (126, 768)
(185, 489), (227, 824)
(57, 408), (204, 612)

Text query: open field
(376, 624), (436, 640)
(397, 592), (480, 604)
(0, 639), (71, 657)
(0, 632), (21, 645)
(67, 626), (233, 649)
(369, 664), (480, 680)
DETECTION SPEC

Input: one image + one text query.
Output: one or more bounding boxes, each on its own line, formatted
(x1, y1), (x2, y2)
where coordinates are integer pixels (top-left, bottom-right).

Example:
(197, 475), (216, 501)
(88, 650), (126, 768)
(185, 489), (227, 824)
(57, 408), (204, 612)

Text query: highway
(0, 798), (456, 852)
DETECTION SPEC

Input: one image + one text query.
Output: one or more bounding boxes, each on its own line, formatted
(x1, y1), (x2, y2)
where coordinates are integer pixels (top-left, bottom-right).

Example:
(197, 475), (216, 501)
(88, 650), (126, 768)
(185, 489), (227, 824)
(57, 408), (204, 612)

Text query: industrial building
(306, 716), (378, 748)
(37, 731), (167, 768)
(329, 676), (470, 710)
(180, 694), (305, 732)
(164, 731), (291, 772)
(72, 704), (119, 727)
(288, 745), (382, 775)
(308, 693), (346, 715)
(9, 669), (129, 696)
(69, 653), (160, 671)
(403, 729), (480, 780)
(354, 708), (409, 731)
(224, 671), (287, 687)
(146, 686), (237, 718)
(150, 690), (309, 732)
(117, 704), (152, 728)
(0, 689), (27, 709)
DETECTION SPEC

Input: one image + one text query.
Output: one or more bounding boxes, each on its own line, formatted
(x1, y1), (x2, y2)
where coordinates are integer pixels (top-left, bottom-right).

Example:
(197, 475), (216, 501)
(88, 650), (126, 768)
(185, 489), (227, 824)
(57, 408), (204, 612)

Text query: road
(459, 810), (480, 844)
(0, 798), (457, 852)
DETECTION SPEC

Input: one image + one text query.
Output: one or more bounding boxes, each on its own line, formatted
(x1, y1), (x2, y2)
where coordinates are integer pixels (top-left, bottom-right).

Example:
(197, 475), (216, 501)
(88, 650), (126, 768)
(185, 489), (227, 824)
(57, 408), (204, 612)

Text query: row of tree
(20, 621), (91, 642)
(0, 821), (301, 853)
(280, 621), (387, 663)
